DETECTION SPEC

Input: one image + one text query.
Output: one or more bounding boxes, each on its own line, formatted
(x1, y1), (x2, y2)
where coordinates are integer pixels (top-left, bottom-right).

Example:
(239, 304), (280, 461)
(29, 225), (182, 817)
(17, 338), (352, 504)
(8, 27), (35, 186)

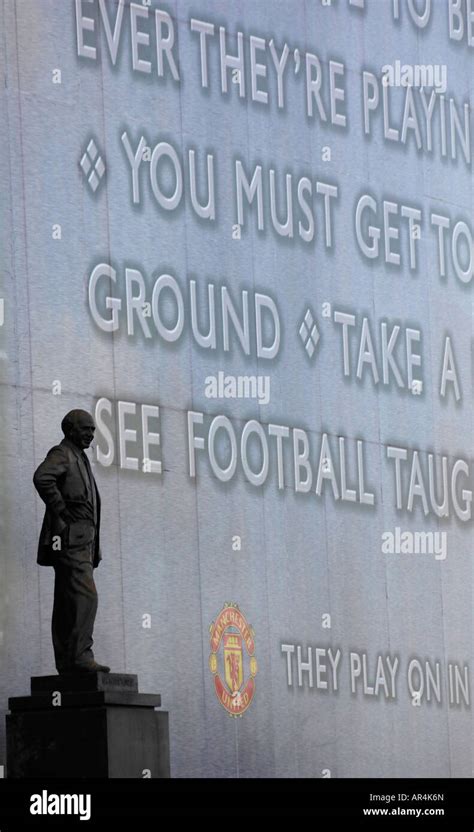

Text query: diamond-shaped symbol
(95, 156), (105, 177)
(80, 138), (106, 193)
(298, 308), (320, 359)
(80, 153), (91, 175)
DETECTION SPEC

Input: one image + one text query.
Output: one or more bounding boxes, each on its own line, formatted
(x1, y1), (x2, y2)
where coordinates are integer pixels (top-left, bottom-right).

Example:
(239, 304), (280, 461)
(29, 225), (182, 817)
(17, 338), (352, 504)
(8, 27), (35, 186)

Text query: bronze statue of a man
(33, 409), (110, 674)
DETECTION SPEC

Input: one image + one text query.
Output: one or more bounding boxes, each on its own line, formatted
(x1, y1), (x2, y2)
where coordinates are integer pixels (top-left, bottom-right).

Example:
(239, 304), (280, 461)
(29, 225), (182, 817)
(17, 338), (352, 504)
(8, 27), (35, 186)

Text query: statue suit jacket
(33, 437), (102, 568)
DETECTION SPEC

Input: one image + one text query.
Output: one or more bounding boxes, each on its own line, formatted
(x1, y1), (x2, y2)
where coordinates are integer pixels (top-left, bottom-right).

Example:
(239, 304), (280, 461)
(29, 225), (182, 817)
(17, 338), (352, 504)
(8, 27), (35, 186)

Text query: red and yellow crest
(208, 602), (258, 717)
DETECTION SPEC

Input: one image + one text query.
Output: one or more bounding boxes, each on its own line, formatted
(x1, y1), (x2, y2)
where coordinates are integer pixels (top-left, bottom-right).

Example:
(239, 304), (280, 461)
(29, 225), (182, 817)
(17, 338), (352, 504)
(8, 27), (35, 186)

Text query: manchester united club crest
(208, 602), (258, 717)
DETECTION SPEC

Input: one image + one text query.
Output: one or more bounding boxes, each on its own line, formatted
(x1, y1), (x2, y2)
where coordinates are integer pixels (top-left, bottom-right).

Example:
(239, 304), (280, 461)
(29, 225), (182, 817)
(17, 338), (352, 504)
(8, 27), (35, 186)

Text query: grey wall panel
(0, 0), (473, 778)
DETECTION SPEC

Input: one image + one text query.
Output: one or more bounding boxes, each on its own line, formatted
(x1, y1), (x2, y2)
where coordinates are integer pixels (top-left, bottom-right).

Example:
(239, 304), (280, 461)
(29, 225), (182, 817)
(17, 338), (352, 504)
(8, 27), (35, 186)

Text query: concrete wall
(0, 0), (472, 777)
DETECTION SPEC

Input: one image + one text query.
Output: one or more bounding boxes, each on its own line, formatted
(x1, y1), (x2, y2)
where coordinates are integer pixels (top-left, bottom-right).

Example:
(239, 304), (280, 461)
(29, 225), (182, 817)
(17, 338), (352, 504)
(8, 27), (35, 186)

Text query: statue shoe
(71, 660), (111, 673)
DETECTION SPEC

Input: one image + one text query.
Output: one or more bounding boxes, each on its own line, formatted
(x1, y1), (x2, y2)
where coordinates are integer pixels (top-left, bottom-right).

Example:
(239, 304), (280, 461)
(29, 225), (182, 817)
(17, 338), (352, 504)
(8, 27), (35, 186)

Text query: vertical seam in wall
(12, 0), (42, 670)
(96, 6), (128, 672)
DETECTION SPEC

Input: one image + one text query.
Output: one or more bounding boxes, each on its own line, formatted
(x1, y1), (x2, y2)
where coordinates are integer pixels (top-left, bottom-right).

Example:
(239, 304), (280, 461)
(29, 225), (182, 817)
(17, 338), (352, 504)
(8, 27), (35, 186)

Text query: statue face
(68, 413), (96, 450)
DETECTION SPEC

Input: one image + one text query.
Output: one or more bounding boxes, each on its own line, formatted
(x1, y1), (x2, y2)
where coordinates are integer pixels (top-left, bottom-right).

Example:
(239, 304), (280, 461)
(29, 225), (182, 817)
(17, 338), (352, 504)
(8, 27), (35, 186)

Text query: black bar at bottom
(0, 778), (472, 828)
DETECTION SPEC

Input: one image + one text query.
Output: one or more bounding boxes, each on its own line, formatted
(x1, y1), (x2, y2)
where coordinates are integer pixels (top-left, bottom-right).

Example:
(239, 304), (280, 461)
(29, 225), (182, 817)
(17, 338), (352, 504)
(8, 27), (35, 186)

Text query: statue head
(61, 409), (96, 450)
